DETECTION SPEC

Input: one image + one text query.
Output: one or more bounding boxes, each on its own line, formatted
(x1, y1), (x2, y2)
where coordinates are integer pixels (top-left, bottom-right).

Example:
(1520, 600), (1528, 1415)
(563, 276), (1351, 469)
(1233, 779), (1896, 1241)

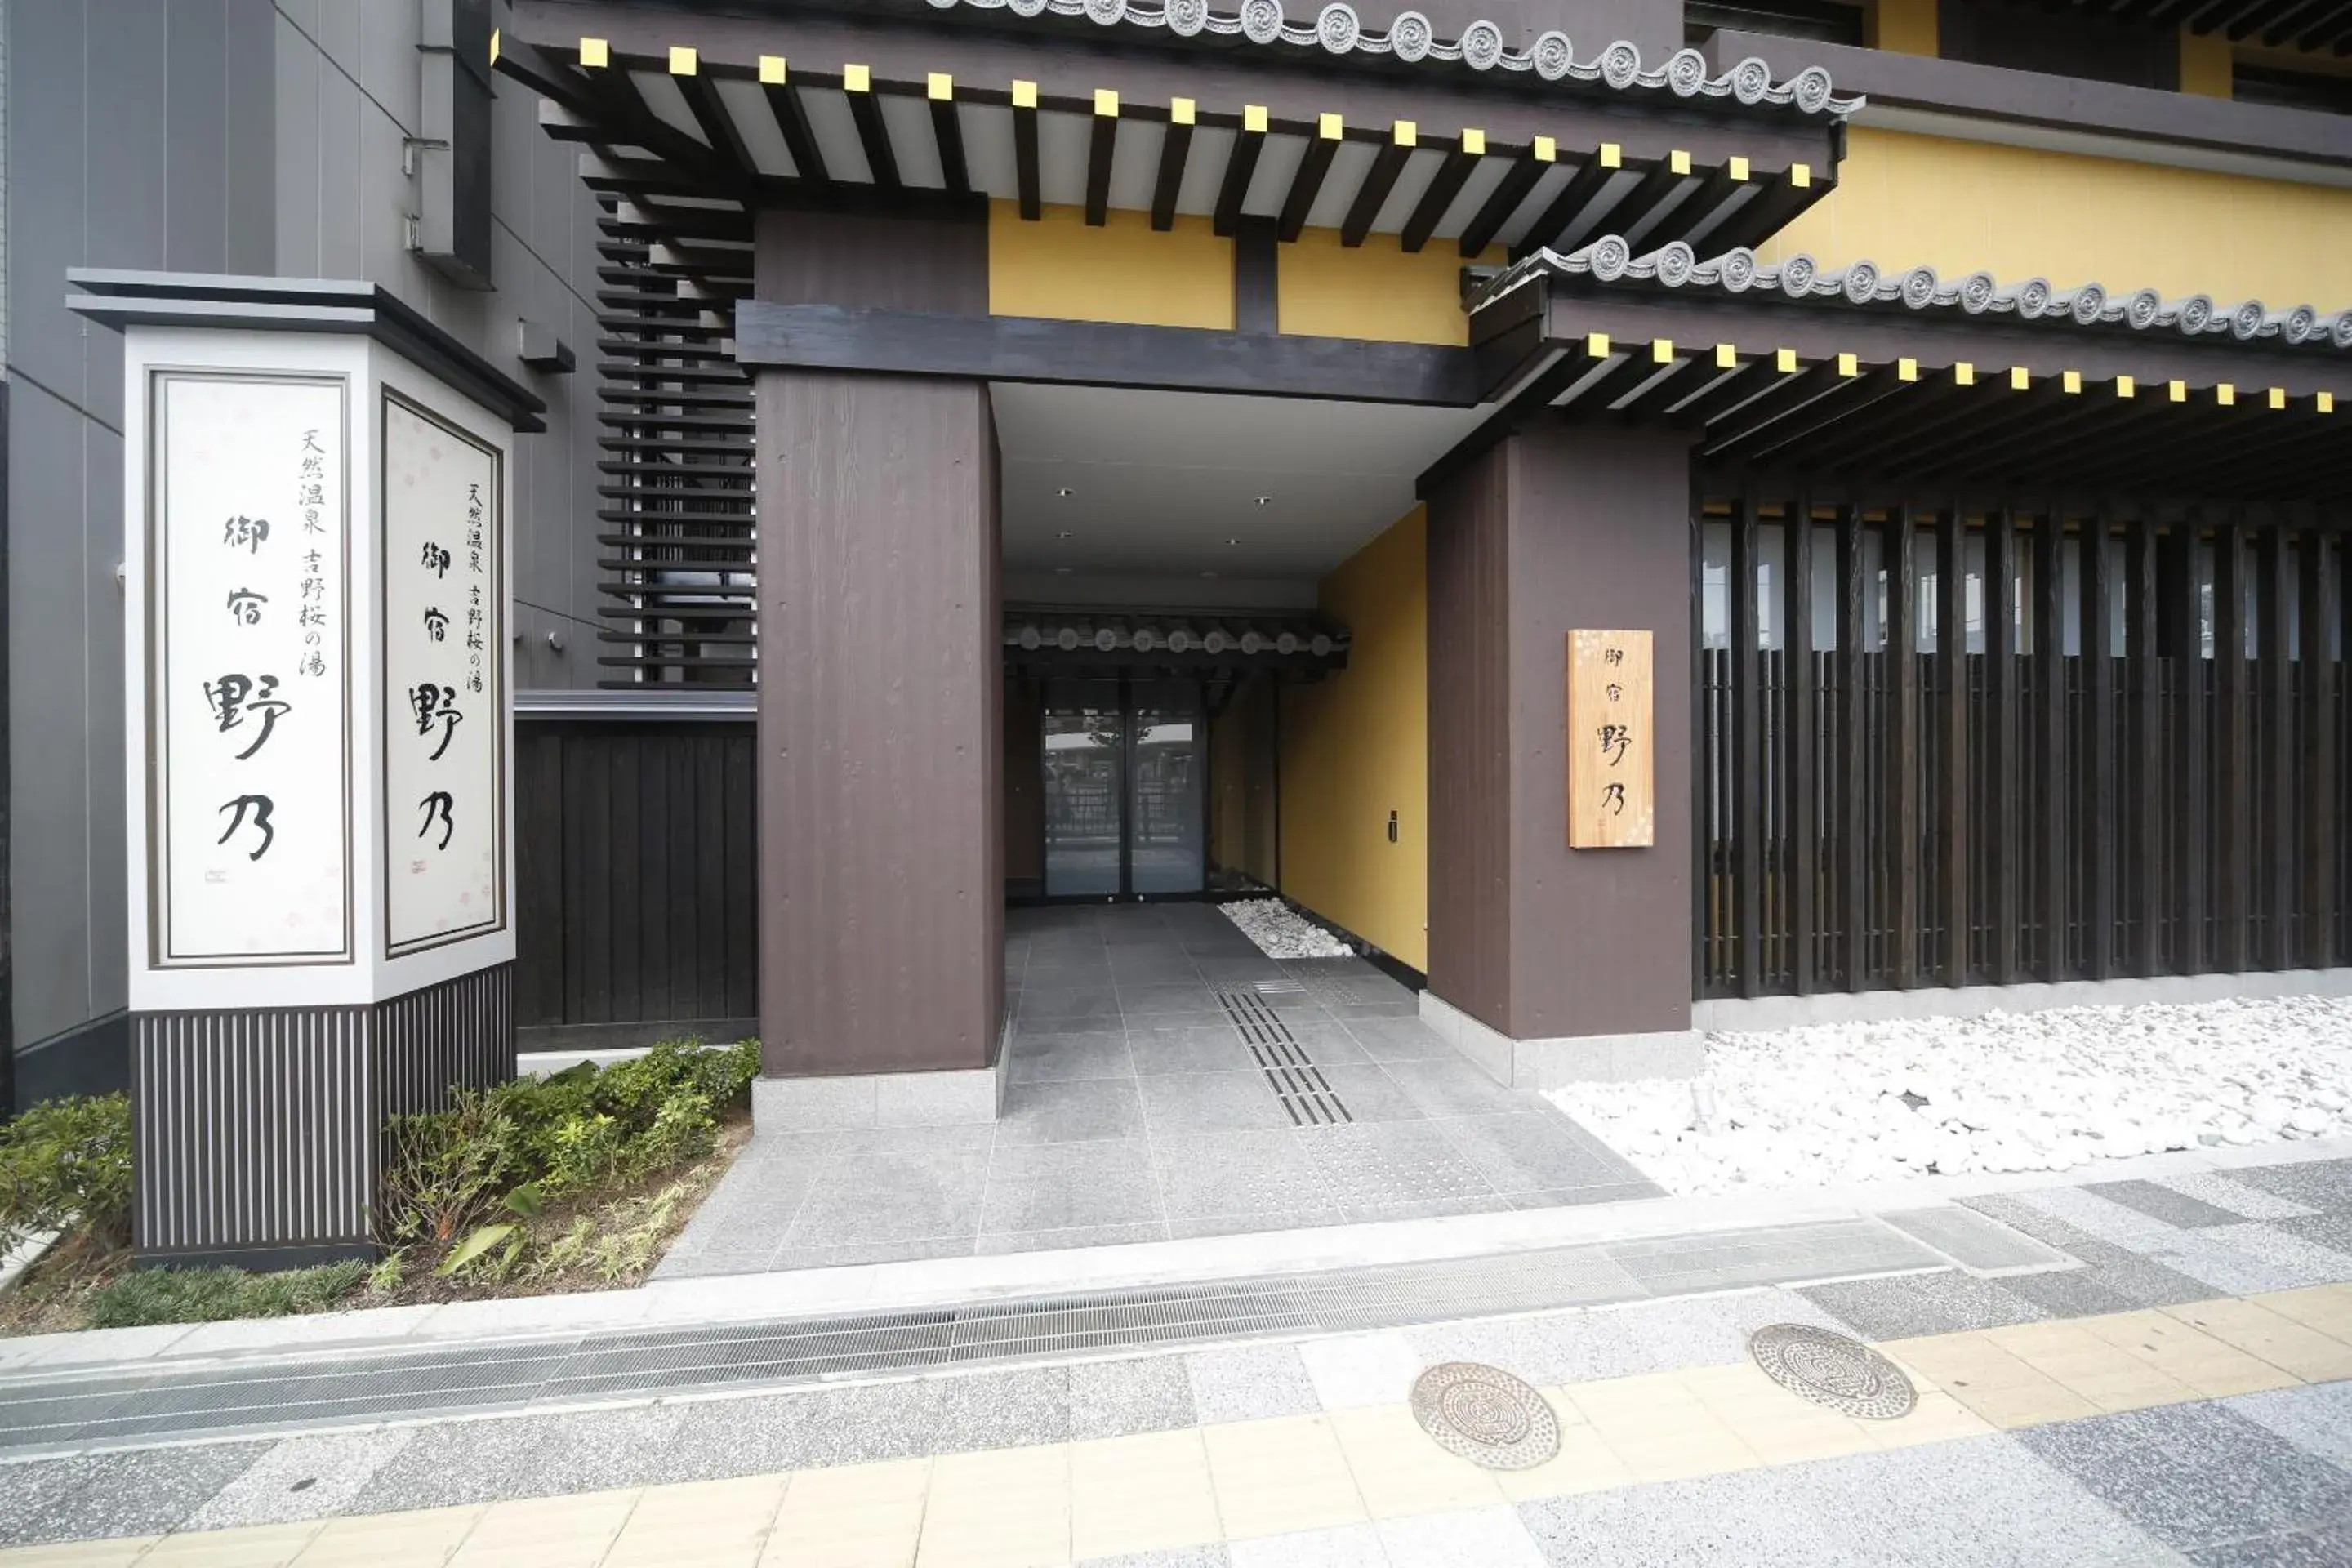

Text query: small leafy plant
(82, 1261), (366, 1328)
(0, 1094), (134, 1252)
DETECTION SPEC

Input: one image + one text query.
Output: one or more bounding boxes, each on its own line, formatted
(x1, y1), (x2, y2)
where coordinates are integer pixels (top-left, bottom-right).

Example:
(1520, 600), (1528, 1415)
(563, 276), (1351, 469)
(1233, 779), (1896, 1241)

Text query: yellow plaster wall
(1870, 0), (1940, 56)
(1766, 127), (2352, 307)
(1278, 229), (1501, 345)
(2179, 30), (2234, 98)
(987, 200), (1234, 329)
(1276, 506), (1428, 969)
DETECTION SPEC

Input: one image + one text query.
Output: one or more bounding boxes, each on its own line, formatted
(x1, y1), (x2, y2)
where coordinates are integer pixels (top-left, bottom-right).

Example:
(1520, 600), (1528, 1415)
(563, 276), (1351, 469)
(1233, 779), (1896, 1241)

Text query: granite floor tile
(183, 1431), (416, 1530)
(1295, 1330), (1425, 1410)
(1340, 1018), (1461, 1062)
(1292, 1120), (1494, 1207)
(1150, 1129), (1339, 1219)
(783, 1147), (990, 1246)
(2185, 1518), (2352, 1567)
(505, 1404), (692, 1498)
(1, 1443), (274, 1547)
(2091, 1179), (2257, 1230)
(1120, 983), (1226, 1016)
(2144, 1227), (2352, 1296)
(1138, 1070), (1301, 1135)
(998, 1078), (1149, 1145)
(1376, 1057), (1550, 1119)
(1401, 1311), (1609, 1390)
(1018, 987), (1127, 1019)
(1127, 1025), (1263, 1075)
(1303, 1065), (1429, 1124)
(2270, 1210), (2352, 1260)
(346, 1414), (566, 1512)
(1079, 1548), (1232, 1568)
(2228, 1160), (2352, 1214)
(981, 1139), (1165, 1233)
(1509, 1182), (1662, 1210)
(977, 1220), (1171, 1255)
(1797, 1269), (2052, 1339)
(1432, 1112), (1644, 1195)
(1010, 1031), (1138, 1084)
(766, 1235), (974, 1268)
(2016, 1403), (2352, 1556)
(1184, 1343), (1324, 1424)
(1542, 1289), (1851, 1381)
(1228, 1524), (1393, 1566)
(933, 1364), (1073, 1451)
(1378, 1506), (1548, 1567)
(2154, 1174), (2319, 1223)
(1068, 1352), (1200, 1441)
(652, 1379), (947, 1480)
(2225, 1382), (2352, 1470)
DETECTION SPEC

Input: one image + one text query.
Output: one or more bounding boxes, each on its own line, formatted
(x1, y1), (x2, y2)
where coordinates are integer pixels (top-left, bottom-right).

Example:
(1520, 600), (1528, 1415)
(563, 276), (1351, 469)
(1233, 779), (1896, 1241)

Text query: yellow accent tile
(488, 29), (500, 66)
(1170, 96), (1196, 125)
(1669, 149), (1691, 176)
(0, 1544), (160, 1567)
(1651, 338), (1675, 363)
(1533, 135), (1556, 162)
(1566, 1372), (1764, 1484)
(1094, 88), (1119, 116)
(1730, 155), (1749, 180)
(1069, 1430), (1221, 1561)
(2321, 391), (2336, 413)
(2081, 1309), (2301, 1400)
(2269, 386), (2287, 409)
(1880, 1332), (2098, 1429)
(2062, 370), (2082, 393)
(606, 1475), (790, 1567)
(1715, 343), (1738, 368)
(1319, 112), (1343, 140)
(919, 1446), (1071, 1568)
(1836, 352), (1859, 376)
(1244, 104), (1268, 134)
(448, 1490), (639, 1567)
(929, 73), (954, 100)
(578, 37), (608, 68)
(1861, 1387), (1998, 1450)
(1775, 348), (1797, 372)
(2117, 375), (2136, 397)
(844, 63), (871, 92)
(1898, 357), (1918, 380)
(2169, 379), (2188, 401)
(1791, 162), (1811, 188)
(1678, 1364), (1879, 1466)
(1328, 1405), (1503, 1519)
(1494, 1417), (1632, 1503)
(1013, 79), (1038, 110)
(1955, 361), (1976, 385)
(2218, 382), (2236, 406)
(142, 1524), (326, 1567)
(1983, 1321), (2199, 1414)
(2247, 1283), (2352, 1343)
(760, 56), (787, 85)
(1462, 127), (1486, 155)
(2009, 366), (2030, 390)
(1586, 332), (1611, 357)
(1393, 119), (1416, 146)
(669, 46), (697, 75)
(2163, 1296), (2352, 1383)
(1598, 142), (1622, 168)
(1202, 1414), (1368, 1540)
(765, 1459), (929, 1568)
(292, 1507), (487, 1567)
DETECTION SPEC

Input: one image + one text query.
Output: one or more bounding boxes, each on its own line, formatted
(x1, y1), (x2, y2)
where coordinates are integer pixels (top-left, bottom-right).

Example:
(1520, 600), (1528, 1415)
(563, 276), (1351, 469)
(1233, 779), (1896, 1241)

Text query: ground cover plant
(0, 1039), (757, 1334)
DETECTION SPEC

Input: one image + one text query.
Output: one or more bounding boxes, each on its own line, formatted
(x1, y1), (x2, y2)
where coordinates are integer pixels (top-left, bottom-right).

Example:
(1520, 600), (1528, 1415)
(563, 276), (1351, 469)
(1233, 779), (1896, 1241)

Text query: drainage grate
(1218, 989), (1351, 1125)
(1410, 1361), (1561, 1470)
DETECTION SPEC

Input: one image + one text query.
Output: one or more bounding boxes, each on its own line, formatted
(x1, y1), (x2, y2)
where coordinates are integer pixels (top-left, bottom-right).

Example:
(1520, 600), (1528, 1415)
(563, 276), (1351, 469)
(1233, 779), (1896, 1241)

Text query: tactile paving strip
(1218, 988), (1351, 1125)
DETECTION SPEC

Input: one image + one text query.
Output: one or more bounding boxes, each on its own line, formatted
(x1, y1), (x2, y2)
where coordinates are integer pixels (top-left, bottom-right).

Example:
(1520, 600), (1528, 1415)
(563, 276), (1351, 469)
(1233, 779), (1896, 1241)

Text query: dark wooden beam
(1787, 494), (1820, 995)
(1641, 158), (1751, 252)
(1732, 498), (1765, 997)
(1013, 79), (1041, 220)
(1512, 142), (1621, 259)
(735, 301), (1484, 406)
(1836, 507), (1869, 989)
(2213, 514), (2251, 972)
(1675, 350), (1800, 428)
(1212, 105), (1268, 238)
(2259, 520), (2296, 969)
(2128, 514), (2165, 977)
(1712, 363), (1911, 467)
(2080, 509), (2117, 981)
(1085, 89), (1119, 227)
(1937, 504), (1970, 987)
(2304, 526), (2342, 967)
(1605, 151), (1697, 252)
(1890, 505), (1922, 989)
(1986, 506), (2022, 984)
(2033, 508), (2069, 982)
(844, 65), (901, 191)
(1795, 368), (1991, 472)
(673, 61), (759, 174)
(2169, 513), (2208, 976)
(758, 58), (830, 185)
(1560, 339), (1679, 414)
(1278, 116), (1344, 242)
(929, 74), (971, 196)
(1151, 98), (1196, 232)
(1701, 357), (1863, 463)
(1457, 139), (1552, 258)
(1233, 216), (1278, 336)
(1401, 130), (1483, 253)
(1343, 122), (1418, 247)
(1704, 163), (1824, 255)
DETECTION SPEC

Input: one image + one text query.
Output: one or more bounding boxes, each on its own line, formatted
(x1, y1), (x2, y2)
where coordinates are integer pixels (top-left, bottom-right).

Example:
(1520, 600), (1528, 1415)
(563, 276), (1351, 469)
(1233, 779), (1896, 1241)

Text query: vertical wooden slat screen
(1984, 508), (2020, 984)
(2127, 516), (2164, 977)
(1936, 506), (1969, 986)
(1785, 499), (1819, 994)
(2032, 510), (2068, 982)
(2168, 515), (2207, 976)
(2259, 523), (2297, 970)
(2079, 512), (2117, 981)
(2214, 517), (2251, 972)
(1835, 508), (1869, 991)
(1731, 500), (1763, 996)
(1888, 506), (1921, 988)
(2305, 526), (2341, 970)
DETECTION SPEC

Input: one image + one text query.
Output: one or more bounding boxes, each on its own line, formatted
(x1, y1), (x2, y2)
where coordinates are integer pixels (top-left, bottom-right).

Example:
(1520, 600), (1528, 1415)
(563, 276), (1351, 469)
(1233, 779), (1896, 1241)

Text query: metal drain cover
(1748, 1324), (1918, 1419)
(1408, 1361), (1560, 1470)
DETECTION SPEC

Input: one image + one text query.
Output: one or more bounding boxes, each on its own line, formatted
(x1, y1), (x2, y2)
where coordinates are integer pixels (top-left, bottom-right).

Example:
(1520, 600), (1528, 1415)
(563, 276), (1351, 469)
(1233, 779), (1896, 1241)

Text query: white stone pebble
(1546, 995), (2352, 1196)
(1219, 898), (1354, 960)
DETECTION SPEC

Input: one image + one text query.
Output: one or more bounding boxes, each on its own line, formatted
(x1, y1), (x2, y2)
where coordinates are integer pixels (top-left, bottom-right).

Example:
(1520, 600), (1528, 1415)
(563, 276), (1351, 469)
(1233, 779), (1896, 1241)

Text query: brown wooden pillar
(751, 210), (1004, 1079)
(1427, 421), (1695, 1060)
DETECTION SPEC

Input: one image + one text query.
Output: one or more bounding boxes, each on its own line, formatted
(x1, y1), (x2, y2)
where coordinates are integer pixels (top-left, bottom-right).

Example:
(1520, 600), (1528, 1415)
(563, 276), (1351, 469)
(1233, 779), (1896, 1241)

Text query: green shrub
(378, 1087), (522, 1246)
(625, 1088), (716, 1179)
(83, 1260), (365, 1328)
(0, 1094), (134, 1251)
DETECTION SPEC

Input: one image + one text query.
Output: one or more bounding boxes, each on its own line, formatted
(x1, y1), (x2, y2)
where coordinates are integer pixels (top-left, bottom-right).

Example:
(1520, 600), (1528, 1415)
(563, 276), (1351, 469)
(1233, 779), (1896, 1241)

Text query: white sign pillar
(74, 274), (542, 1267)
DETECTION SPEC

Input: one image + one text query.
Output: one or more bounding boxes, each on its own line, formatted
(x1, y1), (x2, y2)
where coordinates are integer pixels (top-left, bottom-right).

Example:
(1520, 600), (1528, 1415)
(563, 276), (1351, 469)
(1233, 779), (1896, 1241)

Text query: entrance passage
(1042, 679), (1205, 898)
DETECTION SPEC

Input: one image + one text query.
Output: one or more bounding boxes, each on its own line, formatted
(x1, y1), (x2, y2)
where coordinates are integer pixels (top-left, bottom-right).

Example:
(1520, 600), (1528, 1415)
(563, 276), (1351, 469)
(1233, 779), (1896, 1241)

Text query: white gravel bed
(1220, 898), (1354, 960)
(1548, 995), (2352, 1196)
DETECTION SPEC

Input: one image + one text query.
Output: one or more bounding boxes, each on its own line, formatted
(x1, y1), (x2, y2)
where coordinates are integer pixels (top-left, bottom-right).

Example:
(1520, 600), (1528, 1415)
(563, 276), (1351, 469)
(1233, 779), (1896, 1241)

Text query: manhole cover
(1408, 1361), (1560, 1469)
(1747, 1324), (1918, 1419)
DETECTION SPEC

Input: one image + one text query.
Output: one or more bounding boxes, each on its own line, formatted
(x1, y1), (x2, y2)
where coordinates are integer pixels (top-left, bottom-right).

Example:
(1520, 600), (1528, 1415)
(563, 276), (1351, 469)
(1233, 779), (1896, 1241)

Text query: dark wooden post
(2302, 524), (2340, 969)
(1786, 496), (1819, 994)
(1936, 505), (1970, 986)
(2259, 522), (2297, 970)
(2168, 513), (2207, 975)
(1984, 506), (2020, 985)
(2213, 515), (2251, 973)
(1731, 498), (1764, 996)
(1889, 506), (1921, 989)
(2127, 514), (2164, 976)
(2033, 507), (2069, 982)
(2079, 510), (2117, 981)
(1836, 507), (1869, 989)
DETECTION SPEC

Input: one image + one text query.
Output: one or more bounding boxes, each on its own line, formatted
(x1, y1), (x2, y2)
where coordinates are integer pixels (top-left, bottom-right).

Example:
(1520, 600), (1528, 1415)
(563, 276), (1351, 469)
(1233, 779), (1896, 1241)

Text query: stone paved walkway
(10, 1158), (2352, 1565)
(661, 903), (1652, 1276)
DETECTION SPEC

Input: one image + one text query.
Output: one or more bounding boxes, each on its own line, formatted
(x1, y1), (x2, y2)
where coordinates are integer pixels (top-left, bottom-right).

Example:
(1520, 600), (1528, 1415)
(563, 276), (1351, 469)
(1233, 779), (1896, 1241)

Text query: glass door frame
(1035, 674), (1209, 902)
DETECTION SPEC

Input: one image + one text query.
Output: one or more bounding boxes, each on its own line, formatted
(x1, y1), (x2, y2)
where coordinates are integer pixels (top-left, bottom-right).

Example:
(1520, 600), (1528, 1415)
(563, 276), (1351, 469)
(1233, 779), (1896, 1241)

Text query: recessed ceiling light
(1254, 495), (1272, 506)
(1054, 566), (1074, 574)
(1200, 570), (1218, 578)
(1057, 487), (1073, 497)
(1057, 530), (1073, 540)
(1225, 537), (1240, 546)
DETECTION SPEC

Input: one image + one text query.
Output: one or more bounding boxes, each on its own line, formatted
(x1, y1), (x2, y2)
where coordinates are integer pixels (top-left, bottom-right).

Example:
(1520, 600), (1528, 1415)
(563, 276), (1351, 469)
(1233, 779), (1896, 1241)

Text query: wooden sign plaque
(1566, 629), (1655, 849)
